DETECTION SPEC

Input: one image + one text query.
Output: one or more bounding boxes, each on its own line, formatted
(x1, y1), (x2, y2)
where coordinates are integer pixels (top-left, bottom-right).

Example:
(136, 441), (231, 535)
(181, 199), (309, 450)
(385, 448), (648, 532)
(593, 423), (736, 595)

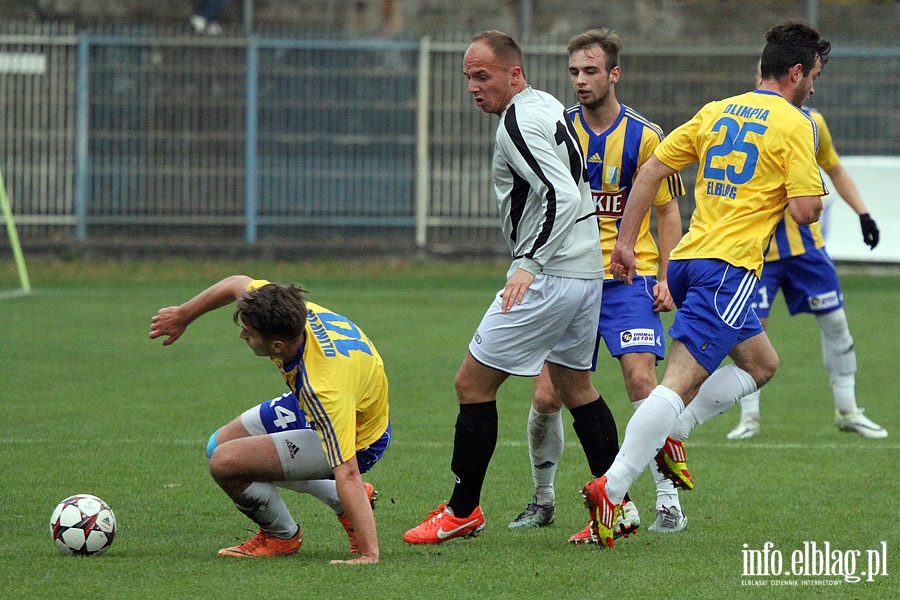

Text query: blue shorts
(257, 392), (313, 433)
(357, 422), (391, 474)
(667, 259), (765, 374)
(594, 276), (665, 368)
(753, 249), (843, 319)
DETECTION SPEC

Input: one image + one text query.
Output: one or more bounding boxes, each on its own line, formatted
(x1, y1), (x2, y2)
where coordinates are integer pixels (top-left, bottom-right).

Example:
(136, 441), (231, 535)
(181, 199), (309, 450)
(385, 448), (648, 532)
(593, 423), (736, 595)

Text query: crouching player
(150, 276), (390, 564)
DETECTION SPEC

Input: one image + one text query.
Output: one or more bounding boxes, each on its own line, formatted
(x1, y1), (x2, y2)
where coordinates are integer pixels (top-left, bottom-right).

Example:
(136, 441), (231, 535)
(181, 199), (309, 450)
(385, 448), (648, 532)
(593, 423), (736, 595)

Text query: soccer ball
(49, 494), (117, 555)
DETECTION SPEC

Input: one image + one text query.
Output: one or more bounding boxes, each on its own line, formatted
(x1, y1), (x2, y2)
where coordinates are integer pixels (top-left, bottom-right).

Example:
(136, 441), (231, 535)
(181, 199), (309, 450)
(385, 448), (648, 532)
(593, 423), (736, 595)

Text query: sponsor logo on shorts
(620, 328), (656, 348)
(808, 291), (840, 311)
(473, 332), (482, 344)
(285, 439), (300, 459)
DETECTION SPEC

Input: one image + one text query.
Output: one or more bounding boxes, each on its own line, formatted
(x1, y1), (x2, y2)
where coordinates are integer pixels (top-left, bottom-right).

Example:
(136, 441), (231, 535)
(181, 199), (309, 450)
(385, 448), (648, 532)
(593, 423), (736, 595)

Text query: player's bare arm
(825, 163), (879, 249)
(787, 194), (824, 225)
(611, 156), (676, 284)
(330, 456), (379, 565)
(652, 198), (682, 312)
(149, 275), (253, 345)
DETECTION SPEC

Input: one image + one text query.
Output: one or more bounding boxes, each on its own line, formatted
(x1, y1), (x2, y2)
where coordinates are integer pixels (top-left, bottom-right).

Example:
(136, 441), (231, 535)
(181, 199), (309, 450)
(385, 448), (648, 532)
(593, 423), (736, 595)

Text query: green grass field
(1, 258), (897, 599)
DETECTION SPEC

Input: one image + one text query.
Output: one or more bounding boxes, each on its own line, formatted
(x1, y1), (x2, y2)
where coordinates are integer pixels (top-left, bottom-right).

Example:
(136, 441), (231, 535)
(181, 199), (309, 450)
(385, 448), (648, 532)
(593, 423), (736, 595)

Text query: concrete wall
(4, 1), (899, 46)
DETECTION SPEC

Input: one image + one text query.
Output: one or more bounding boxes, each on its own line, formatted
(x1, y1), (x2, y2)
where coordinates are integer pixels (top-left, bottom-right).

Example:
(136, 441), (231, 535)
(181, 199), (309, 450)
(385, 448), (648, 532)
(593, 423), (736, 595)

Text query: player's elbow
(788, 196), (823, 226)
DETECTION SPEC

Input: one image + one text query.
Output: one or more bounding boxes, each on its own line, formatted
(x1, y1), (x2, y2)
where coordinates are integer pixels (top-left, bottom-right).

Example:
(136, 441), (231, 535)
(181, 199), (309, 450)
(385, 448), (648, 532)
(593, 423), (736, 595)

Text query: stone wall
(4, 1), (899, 46)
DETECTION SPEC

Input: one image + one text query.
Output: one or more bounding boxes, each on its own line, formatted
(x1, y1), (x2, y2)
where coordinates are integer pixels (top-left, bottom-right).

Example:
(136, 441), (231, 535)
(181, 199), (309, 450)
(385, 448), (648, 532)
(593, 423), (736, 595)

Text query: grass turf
(1, 258), (897, 599)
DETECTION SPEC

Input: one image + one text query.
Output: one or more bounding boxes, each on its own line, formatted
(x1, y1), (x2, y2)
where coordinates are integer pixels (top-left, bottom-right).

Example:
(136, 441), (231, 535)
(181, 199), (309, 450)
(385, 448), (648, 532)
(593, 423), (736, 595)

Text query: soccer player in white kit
(404, 30), (622, 545)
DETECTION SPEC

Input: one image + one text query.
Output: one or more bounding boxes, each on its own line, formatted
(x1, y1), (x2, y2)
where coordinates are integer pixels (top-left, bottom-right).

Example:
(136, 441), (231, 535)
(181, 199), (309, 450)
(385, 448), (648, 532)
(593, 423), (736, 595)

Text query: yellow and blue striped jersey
(766, 107), (838, 261)
(657, 90), (827, 276)
(567, 104), (684, 278)
(246, 281), (389, 470)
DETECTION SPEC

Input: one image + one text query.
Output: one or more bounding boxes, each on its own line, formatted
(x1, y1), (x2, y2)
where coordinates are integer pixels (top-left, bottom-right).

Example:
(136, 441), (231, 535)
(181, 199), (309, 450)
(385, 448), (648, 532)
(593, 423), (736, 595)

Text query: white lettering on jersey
(593, 189), (626, 218)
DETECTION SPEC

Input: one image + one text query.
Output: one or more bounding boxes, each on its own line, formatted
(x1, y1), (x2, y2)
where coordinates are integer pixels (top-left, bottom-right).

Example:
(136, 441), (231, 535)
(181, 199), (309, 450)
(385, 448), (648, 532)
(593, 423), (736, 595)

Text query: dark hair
(471, 30), (524, 70)
(233, 283), (309, 342)
(760, 20), (831, 80)
(567, 28), (622, 70)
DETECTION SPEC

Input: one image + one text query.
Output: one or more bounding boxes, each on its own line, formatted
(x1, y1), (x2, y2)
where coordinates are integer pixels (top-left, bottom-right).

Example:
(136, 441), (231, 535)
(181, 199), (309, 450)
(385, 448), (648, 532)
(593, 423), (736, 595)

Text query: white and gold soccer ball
(49, 494), (117, 555)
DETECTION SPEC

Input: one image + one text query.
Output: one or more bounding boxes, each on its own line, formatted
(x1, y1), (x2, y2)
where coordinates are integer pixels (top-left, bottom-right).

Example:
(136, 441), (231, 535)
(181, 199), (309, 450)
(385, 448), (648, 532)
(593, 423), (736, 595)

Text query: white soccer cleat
(614, 499), (640, 538)
(726, 418), (760, 440)
(647, 505), (688, 534)
(835, 409), (888, 439)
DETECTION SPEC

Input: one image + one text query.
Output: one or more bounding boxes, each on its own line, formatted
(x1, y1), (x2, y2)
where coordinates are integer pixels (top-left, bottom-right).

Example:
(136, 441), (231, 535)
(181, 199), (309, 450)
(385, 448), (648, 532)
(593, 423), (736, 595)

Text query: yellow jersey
(567, 103), (684, 278)
(765, 107), (837, 261)
(657, 90), (826, 276)
(247, 281), (389, 469)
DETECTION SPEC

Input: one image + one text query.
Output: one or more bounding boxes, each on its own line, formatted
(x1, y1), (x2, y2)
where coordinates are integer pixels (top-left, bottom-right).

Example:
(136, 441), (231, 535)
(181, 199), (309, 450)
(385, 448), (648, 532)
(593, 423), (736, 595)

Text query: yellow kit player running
(150, 276), (390, 564)
(582, 20), (830, 548)
(726, 105), (886, 439)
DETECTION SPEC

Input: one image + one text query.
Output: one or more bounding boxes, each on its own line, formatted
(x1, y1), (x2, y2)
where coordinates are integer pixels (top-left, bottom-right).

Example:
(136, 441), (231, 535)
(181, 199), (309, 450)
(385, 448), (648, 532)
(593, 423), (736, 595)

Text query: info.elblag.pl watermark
(741, 541), (889, 586)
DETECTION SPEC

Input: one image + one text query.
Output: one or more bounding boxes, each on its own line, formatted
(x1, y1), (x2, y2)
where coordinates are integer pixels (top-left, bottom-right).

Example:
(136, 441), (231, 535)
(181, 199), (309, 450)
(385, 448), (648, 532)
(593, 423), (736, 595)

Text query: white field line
(3, 438), (896, 451)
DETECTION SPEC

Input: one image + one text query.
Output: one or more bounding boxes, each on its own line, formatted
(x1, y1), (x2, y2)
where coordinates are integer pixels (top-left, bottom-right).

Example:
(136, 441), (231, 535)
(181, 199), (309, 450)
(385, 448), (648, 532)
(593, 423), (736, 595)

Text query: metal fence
(2, 25), (899, 254)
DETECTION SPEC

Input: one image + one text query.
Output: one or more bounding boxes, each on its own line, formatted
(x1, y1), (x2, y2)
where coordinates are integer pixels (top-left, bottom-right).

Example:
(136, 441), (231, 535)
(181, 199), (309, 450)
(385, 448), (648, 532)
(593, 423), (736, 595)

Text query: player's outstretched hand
(149, 306), (188, 345)
(860, 213), (879, 249)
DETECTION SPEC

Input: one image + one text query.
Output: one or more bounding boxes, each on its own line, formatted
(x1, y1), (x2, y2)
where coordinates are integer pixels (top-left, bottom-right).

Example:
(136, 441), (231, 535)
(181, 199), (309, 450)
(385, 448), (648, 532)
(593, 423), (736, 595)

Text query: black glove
(859, 213), (879, 249)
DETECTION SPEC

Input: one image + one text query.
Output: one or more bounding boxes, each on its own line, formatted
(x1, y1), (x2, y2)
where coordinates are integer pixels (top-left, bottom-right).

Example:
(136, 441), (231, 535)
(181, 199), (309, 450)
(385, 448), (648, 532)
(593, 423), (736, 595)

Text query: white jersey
(493, 86), (604, 280)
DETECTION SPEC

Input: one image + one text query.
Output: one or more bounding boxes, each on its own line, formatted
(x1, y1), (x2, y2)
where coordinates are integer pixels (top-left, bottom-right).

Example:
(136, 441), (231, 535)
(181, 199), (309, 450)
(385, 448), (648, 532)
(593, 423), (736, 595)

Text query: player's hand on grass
(330, 555), (379, 565)
(149, 306), (188, 345)
(860, 213), (879, 249)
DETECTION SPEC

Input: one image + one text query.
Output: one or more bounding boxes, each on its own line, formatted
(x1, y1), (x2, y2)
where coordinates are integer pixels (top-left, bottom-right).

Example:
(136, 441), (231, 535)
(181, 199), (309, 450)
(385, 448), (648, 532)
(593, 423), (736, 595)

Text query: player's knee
(532, 379), (561, 412)
(744, 350), (778, 388)
(208, 446), (235, 480)
(206, 429), (220, 459)
(454, 366), (491, 403)
(533, 391), (561, 413)
(760, 356), (778, 386)
(624, 372), (657, 402)
(817, 309), (853, 348)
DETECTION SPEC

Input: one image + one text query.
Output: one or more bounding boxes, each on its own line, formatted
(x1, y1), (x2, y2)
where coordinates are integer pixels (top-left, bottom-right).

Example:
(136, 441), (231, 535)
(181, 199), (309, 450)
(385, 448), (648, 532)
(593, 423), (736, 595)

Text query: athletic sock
(277, 480), (342, 513)
(234, 482), (298, 538)
(632, 399), (679, 509)
(816, 308), (859, 415)
(447, 401), (498, 518)
(669, 364), (757, 441)
(832, 374), (857, 415)
(739, 390), (761, 421)
(605, 385), (684, 503)
(570, 396), (619, 478)
(527, 406), (563, 505)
